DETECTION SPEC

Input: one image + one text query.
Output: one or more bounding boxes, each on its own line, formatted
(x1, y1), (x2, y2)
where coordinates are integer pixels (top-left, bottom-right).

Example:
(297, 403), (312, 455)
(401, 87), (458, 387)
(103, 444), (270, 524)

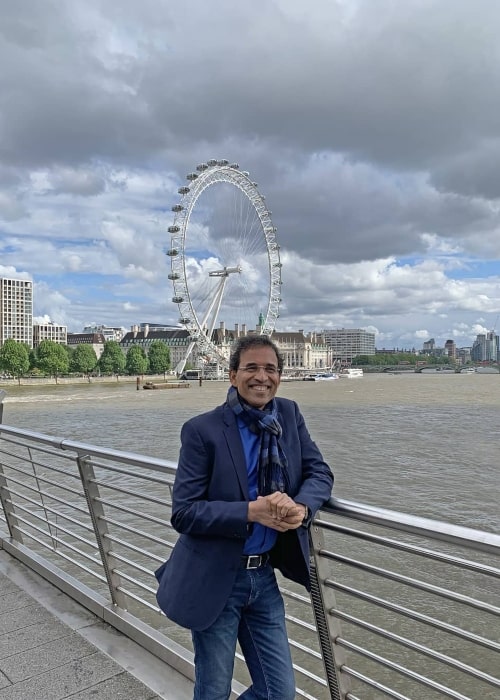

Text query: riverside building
(0, 277), (33, 348)
(33, 322), (68, 348)
(321, 328), (375, 361)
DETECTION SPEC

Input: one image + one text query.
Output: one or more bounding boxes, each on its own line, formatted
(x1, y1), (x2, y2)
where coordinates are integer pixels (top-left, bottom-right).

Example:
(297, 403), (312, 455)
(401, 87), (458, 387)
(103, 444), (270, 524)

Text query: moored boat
(340, 368), (364, 378)
(303, 372), (339, 381)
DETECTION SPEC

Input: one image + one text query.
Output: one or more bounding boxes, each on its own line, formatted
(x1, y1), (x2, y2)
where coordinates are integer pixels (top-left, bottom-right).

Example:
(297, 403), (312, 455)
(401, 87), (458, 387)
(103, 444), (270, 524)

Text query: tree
(126, 345), (148, 376)
(98, 341), (126, 379)
(148, 340), (171, 378)
(36, 340), (69, 383)
(0, 339), (30, 384)
(70, 344), (98, 381)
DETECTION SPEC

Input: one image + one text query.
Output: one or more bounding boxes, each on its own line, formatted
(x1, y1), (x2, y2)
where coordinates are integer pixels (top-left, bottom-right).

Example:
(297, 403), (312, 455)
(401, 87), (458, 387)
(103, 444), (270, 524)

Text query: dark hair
(229, 335), (283, 373)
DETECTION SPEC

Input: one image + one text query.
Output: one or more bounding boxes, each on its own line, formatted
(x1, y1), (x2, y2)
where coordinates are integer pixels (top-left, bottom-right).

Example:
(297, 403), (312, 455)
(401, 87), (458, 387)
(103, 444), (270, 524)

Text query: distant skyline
(1, 1), (500, 349)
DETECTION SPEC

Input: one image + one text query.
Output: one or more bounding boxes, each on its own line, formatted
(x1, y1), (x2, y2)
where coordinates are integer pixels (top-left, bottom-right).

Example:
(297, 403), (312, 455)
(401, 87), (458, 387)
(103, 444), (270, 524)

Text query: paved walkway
(0, 550), (193, 700)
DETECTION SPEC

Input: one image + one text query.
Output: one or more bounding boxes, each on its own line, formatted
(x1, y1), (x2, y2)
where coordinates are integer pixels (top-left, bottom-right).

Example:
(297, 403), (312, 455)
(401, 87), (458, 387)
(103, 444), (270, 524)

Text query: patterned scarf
(227, 385), (289, 495)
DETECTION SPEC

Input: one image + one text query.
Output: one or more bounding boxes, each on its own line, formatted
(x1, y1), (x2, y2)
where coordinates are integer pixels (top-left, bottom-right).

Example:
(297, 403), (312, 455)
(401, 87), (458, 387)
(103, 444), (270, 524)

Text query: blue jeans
(191, 563), (296, 700)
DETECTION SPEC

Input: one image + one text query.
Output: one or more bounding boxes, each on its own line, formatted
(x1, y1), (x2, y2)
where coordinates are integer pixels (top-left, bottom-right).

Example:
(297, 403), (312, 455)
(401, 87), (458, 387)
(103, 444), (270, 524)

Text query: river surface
(1, 372), (499, 698)
(2, 371), (499, 531)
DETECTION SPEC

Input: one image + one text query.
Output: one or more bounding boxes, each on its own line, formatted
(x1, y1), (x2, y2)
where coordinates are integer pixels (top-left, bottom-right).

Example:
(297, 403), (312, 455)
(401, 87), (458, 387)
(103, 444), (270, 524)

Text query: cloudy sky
(2, 0), (500, 349)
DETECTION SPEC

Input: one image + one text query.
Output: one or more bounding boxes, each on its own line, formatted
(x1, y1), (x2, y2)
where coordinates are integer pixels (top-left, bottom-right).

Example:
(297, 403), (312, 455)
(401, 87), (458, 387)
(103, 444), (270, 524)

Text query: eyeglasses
(238, 364), (281, 376)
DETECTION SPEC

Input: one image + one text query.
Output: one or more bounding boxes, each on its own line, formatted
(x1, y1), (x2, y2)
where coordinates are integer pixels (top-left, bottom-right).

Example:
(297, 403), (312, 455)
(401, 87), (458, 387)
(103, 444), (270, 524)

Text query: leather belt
(240, 552), (270, 569)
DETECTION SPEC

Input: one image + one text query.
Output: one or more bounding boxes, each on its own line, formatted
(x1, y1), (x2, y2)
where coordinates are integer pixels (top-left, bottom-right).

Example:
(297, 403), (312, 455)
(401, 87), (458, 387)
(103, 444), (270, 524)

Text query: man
(156, 335), (333, 699)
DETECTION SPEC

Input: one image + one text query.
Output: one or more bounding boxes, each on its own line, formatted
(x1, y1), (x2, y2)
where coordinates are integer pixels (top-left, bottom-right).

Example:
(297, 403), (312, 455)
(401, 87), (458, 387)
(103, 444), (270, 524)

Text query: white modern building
(0, 277), (33, 348)
(322, 328), (376, 360)
(33, 323), (68, 348)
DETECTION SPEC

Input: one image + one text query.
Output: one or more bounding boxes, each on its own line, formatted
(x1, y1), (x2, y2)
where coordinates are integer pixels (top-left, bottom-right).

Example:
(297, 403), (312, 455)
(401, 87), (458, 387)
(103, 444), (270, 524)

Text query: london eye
(167, 160), (282, 372)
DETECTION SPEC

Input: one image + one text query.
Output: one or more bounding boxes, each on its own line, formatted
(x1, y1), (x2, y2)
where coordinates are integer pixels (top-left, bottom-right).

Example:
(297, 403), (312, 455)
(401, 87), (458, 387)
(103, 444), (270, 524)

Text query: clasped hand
(248, 492), (306, 531)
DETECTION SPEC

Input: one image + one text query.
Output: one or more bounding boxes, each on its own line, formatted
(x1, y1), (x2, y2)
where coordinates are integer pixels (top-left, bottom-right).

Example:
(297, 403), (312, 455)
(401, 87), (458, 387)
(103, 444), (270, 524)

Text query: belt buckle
(246, 554), (261, 569)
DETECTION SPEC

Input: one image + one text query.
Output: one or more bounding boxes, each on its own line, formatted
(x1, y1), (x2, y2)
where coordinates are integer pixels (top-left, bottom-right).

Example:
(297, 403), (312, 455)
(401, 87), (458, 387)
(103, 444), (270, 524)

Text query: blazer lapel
(223, 404), (249, 498)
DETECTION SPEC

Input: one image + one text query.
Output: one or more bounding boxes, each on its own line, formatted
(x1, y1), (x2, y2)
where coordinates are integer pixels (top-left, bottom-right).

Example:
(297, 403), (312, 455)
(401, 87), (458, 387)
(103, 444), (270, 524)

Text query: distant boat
(303, 372), (339, 381)
(460, 367), (476, 374)
(340, 368), (364, 379)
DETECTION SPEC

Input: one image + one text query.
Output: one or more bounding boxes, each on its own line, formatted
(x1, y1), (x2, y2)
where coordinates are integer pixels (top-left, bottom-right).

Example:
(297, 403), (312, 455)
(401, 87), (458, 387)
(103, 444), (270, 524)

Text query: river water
(1, 372), (499, 698)
(2, 371), (499, 531)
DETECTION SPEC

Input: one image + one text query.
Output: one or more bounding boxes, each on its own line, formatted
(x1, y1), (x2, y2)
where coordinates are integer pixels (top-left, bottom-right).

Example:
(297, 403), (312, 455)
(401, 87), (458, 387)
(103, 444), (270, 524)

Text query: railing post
(76, 454), (127, 609)
(0, 389), (6, 424)
(0, 463), (24, 542)
(309, 523), (351, 700)
(0, 391), (24, 541)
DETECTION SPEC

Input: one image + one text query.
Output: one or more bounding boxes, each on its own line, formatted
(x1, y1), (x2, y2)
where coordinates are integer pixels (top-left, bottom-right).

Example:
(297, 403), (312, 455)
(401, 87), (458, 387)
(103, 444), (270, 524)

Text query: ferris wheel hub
(208, 266), (242, 278)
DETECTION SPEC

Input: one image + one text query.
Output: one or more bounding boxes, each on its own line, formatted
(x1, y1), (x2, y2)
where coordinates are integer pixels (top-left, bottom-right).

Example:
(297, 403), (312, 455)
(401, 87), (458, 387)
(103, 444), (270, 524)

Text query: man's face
(229, 345), (281, 409)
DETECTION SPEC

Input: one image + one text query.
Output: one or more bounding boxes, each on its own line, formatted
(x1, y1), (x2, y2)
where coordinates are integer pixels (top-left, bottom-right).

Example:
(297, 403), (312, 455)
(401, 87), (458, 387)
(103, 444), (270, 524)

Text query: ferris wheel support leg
(175, 341), (196, 376)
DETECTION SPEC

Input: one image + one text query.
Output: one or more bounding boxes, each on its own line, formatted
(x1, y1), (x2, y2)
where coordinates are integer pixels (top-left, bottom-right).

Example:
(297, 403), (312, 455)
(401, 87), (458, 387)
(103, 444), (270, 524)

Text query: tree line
(351, 353), (452, 367)
(0, 339), (171, 384)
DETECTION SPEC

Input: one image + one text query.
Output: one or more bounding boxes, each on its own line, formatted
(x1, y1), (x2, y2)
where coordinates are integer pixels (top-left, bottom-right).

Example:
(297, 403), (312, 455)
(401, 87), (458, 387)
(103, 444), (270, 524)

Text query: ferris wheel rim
(168, 162), (282, 365)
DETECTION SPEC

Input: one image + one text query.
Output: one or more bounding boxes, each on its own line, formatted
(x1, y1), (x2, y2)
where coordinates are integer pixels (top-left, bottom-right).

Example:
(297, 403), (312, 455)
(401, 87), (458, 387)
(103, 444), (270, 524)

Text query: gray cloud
(1, 0), (500, 346)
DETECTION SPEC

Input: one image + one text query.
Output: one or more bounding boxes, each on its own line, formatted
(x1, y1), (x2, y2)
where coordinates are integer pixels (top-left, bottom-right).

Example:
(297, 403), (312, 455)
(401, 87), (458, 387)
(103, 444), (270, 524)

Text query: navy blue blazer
(155, 396), (333, 631)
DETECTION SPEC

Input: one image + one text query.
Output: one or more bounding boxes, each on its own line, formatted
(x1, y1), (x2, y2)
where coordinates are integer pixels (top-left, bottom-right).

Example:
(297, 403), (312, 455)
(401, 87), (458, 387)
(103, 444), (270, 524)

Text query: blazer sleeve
(286, 401), (334, 518)
(170, 415), (250, 539)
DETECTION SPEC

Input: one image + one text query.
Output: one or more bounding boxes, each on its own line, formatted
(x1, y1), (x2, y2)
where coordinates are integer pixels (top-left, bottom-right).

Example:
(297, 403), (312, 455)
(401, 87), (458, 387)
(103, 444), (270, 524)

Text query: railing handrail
(323, 496), (500, 553)
(1, 419), (499, 699)
(1, 421), (499, 552)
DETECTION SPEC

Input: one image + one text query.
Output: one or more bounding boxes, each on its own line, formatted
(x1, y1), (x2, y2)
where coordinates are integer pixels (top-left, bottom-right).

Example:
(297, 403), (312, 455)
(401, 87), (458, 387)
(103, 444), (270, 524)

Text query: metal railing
(0, 416), (499, 699)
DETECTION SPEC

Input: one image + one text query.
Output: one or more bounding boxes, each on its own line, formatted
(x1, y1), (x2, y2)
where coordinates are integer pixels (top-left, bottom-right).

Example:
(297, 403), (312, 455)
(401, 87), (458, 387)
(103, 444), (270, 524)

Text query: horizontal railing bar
(343, 667), (413, 700)
(88, 479), (167, 507)
(329, 579), (500, 653)
(14, 520), (101, 565)
(85, 459), (174, 486)
(8, 528), (108, 585)
(280, 587), (312, 606)
(4, 494), (92, 531)
(109, 552), (157, 578)
(285, 613), (316, 633)
(333, 609), (500, 688)
(10, 505), (95, 544)
(291, 660), (328, 686)
(232, 650), (328, 697)
(116, 585), (160, 612)
(0, 471), (83, 503)
(0, 425), (178, 474)
(0, 448), (79, 476)
(94, 499), (172, 528)
(0, 438), (79, 465)
(338, 638), (472, 700)
(324, 497), (500, 553)
(100, 519), (174, 548)
(326, 522), (500, 579)
(104, 535), (169, 564)
(323, 552), (500, 616)
(113, 568), (156, 595)
(288, 637), (322, 660)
